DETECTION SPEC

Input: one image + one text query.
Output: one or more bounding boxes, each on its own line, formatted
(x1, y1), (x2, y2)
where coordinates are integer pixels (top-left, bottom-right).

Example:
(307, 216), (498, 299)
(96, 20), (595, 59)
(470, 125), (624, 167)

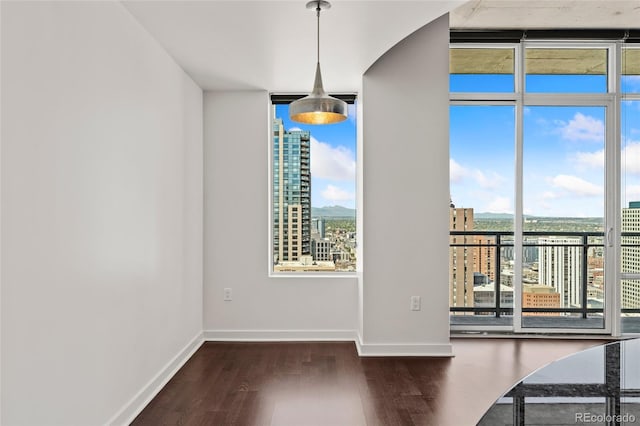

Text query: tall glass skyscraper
(273, 119), (311, 264)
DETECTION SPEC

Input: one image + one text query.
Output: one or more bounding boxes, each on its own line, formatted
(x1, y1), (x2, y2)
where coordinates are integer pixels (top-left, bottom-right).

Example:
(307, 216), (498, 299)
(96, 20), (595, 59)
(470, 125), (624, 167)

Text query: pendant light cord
(316, 1), (321, 64)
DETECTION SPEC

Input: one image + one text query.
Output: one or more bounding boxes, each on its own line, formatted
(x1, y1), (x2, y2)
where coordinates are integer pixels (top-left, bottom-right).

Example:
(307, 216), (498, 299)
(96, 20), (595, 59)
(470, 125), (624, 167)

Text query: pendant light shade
(290, 0), (347, 125)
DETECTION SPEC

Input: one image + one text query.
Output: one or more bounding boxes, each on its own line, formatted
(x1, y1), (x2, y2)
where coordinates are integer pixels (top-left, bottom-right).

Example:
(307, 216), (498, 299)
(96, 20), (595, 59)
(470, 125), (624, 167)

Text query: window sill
(268, 271), (358, 279)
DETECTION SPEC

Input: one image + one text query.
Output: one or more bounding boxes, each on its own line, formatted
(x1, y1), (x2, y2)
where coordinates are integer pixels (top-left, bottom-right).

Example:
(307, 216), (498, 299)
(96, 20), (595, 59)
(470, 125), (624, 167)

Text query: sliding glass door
(518, 105), (609, 332)
(514, 42), (615, 333)
(449, 105), (515, 329)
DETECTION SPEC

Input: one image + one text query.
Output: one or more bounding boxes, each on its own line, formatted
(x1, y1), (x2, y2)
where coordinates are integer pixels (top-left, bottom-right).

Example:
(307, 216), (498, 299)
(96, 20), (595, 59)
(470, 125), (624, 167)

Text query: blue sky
(275, 103), (357, 209)
(450, 75), (640, 218)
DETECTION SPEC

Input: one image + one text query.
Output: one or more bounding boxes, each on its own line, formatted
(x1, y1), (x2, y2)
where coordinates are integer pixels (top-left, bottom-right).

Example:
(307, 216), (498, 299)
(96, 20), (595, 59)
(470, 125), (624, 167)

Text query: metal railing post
(582, 234), (589, 319)
(495, 234), (501, 318)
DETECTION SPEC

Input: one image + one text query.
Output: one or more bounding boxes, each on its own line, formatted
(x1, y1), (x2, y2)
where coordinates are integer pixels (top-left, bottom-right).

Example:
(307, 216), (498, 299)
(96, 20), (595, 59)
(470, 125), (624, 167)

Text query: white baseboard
(355, 333), (454, 357)
(204, 330), (453, 356)
(106, 332), (204, 426)
(203, 329), (358, 342)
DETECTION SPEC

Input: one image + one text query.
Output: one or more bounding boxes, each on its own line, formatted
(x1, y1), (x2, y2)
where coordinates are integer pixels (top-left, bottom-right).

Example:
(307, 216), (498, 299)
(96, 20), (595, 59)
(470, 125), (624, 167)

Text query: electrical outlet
(411, 296), (421, 311)
(224, 288), (232, 301)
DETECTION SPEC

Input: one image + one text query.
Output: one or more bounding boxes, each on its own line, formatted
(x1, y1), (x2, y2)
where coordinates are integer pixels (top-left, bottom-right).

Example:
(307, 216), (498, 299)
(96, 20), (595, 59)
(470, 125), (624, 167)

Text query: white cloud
(450, 158), (467, 183)
(557, 113), (604, 143)
(572, 142), (640, 175)
(473, 170), (504, 190)
(450, 158), (504, 189)
(549, 174), (602, 197)
(573, 149), (604, 170)
(321, 184), (354, 203)
(347, 103), (357, 124)
(486, 196), (512, 213)
(623, 141), (640, 175)
(310, 136), (355, 181)
(625, 184), (640, 202)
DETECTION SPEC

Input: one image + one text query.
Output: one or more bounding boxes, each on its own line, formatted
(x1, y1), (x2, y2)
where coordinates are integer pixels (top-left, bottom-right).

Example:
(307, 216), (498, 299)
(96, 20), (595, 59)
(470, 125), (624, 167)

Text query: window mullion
(514, 42), (525, 333)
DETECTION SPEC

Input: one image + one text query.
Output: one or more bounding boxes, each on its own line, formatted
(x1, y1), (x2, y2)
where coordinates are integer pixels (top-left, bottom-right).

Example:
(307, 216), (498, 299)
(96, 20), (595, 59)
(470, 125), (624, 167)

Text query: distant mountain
(475, 212), (603, 221)
(475, 212), (514, 220)
(312, 206), (356, 218)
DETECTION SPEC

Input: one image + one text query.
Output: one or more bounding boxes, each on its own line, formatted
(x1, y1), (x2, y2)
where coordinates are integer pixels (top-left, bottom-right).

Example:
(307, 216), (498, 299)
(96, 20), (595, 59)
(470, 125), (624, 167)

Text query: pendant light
(289, 0), (347, 125)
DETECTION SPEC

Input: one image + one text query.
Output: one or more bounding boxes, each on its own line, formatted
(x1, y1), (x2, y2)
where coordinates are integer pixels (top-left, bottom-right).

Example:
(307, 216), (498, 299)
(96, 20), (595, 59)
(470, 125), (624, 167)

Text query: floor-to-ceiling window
(449, 46), (517, 330)
(450, 34), (639, 335)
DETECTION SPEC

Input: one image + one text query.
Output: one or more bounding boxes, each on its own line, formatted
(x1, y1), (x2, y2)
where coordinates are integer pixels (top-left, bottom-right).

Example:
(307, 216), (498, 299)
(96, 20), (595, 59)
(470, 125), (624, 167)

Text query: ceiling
(122, 1), (640, 93)
(122, 1), (464, 92)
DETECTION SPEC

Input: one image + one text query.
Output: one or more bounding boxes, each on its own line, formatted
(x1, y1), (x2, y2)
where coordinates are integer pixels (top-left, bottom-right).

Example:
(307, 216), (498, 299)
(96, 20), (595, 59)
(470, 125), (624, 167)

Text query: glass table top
(478, 339), (640, 425)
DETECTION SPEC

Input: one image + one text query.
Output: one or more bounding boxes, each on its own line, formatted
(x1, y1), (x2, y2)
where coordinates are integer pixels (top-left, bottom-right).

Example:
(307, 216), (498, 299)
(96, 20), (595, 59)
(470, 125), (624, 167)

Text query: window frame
(268, 95), (359, 278)
(449, 39), (637, 335)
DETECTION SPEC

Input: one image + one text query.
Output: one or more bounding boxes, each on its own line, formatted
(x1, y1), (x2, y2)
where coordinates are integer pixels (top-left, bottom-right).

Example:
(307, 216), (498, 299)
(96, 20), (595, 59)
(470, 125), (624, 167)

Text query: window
(450, 104), (515, 314)
(622, 47), (640, 93)
(450, 37), (639, 334)
(270, 97), (357, 273)
(450, 47), (515, 92)
(525, 47), (608, 93)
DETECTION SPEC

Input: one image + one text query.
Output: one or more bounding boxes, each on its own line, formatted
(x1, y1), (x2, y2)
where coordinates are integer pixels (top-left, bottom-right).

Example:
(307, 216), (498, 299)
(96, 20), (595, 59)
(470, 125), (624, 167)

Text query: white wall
(360, 15), (452, 355)
(1, 2), (203, 425)
(203, 91), (358, 339)
(202, 16), (452, 354)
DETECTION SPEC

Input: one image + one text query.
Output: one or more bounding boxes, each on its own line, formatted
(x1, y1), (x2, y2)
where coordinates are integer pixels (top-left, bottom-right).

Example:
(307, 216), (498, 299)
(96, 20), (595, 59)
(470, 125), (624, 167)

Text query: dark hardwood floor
(131, 338), (607, 426)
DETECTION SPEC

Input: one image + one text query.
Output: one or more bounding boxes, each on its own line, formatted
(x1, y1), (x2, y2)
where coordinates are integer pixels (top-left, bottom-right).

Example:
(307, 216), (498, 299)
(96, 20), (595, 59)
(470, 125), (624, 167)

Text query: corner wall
(359, 14), (452, 356)
(203, 91), (358, 340)
(1, 2), (203, 424)
(202, 15), (452, 354)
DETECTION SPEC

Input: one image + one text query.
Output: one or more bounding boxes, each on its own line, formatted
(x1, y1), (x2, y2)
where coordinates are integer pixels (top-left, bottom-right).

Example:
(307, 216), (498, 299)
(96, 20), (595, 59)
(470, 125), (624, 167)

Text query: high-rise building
(312, 239), (331, 261)
(522, 284), (561, 316)
(622, 201), (640, 308)
(538, 237), (582, 308)
(273, 119), (311, 263)
(449, 205), (474, 308)
(474, 284), (513, 309)
(474, 235), (496, 282)
(312, 217), (325, 239)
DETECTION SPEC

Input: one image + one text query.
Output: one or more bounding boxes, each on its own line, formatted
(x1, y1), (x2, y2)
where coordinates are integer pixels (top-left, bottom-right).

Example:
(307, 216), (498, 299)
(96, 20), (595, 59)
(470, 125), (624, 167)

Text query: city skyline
(271, 116), (357, 272)
(449, 202), (640, 316)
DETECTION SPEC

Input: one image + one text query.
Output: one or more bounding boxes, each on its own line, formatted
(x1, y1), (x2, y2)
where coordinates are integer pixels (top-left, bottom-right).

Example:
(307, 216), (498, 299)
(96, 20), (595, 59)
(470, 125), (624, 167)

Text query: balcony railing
(449, 230), (640, 320)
